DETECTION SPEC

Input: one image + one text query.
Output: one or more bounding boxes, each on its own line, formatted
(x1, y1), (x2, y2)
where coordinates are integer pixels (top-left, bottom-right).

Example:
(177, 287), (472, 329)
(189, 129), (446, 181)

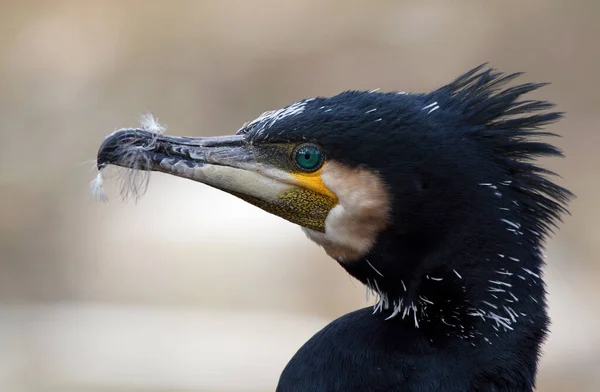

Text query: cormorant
(94, 65), (572, 391)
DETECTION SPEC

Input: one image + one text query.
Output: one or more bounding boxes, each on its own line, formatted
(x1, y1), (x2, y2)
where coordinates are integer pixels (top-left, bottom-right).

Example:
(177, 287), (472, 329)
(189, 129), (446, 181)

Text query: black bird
(95, 65), (572, 391)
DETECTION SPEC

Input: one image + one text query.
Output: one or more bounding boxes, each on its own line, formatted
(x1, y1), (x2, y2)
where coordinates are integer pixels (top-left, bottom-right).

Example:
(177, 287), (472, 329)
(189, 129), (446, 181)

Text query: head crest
(431, 64), (572, 236)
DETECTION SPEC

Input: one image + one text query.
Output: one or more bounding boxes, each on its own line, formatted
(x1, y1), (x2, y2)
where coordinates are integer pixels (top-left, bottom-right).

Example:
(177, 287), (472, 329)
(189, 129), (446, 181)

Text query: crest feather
(433, 65), (573, 236)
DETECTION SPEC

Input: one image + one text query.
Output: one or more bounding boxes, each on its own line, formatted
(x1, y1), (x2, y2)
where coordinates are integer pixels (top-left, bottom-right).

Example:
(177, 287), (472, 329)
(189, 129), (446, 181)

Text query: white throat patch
(302, 161), (391, 263)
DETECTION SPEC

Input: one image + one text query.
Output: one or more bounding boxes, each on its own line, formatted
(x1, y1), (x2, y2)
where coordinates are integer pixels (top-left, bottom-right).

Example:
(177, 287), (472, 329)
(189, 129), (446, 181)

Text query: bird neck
(340, 213), (547, 336)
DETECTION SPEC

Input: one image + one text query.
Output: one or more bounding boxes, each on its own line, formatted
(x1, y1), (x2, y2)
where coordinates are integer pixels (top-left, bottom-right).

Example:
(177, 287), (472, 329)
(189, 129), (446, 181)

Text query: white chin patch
(302, 161), (391, 263)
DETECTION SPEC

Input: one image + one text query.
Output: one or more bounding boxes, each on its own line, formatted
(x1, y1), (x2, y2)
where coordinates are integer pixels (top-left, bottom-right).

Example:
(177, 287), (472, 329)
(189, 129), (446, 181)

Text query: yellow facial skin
(235, 186), (336, 232)
(290, 167), (338, 201)
(275, 164), (339, 231)
(232, 164), (339, 232)
(277, 187), (337, 231)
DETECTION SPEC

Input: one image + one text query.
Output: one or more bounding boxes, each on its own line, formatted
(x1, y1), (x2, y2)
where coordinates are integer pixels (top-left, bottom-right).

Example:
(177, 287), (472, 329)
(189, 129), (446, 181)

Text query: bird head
(96, 65), (571, 329)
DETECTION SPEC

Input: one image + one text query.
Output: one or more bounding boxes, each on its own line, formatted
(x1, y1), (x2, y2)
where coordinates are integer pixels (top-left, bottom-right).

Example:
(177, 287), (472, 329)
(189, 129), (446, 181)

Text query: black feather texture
(233, 65), (572, 391)
(430, 64), (573, 238)
(239, 65), (572, 242)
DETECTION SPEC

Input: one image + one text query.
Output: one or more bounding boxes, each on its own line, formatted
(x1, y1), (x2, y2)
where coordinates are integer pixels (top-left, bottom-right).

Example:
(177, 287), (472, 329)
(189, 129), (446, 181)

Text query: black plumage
(95, 65), (572, 392)
(270, 66), (571, 391)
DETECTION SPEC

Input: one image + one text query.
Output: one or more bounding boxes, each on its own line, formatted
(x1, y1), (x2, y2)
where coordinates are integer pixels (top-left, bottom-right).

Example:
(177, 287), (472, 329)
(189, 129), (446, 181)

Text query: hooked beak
(96, 129), (337, 231)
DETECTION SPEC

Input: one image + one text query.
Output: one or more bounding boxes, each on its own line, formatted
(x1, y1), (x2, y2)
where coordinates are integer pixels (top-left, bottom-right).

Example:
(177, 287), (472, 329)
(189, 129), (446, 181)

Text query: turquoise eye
(294, 144), (324, 171)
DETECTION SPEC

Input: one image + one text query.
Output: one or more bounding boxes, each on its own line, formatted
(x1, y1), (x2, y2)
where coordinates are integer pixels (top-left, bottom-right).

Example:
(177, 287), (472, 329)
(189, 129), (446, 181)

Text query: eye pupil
(294, 144), (324, 171)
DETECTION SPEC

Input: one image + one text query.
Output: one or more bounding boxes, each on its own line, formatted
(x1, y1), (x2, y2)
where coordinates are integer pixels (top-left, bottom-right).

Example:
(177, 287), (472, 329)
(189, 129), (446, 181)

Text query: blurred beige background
(0, 1), (598, 391)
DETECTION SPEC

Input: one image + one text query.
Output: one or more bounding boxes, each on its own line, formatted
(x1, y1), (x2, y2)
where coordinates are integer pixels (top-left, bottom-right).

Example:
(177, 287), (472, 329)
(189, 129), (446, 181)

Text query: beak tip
(96, 128), (147, 170)
(96, 136), (116, 169)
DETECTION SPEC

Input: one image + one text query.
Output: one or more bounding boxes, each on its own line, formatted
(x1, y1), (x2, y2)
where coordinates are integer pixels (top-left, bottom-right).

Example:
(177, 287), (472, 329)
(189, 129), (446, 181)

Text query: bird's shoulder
(276, 307), (535, 392)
